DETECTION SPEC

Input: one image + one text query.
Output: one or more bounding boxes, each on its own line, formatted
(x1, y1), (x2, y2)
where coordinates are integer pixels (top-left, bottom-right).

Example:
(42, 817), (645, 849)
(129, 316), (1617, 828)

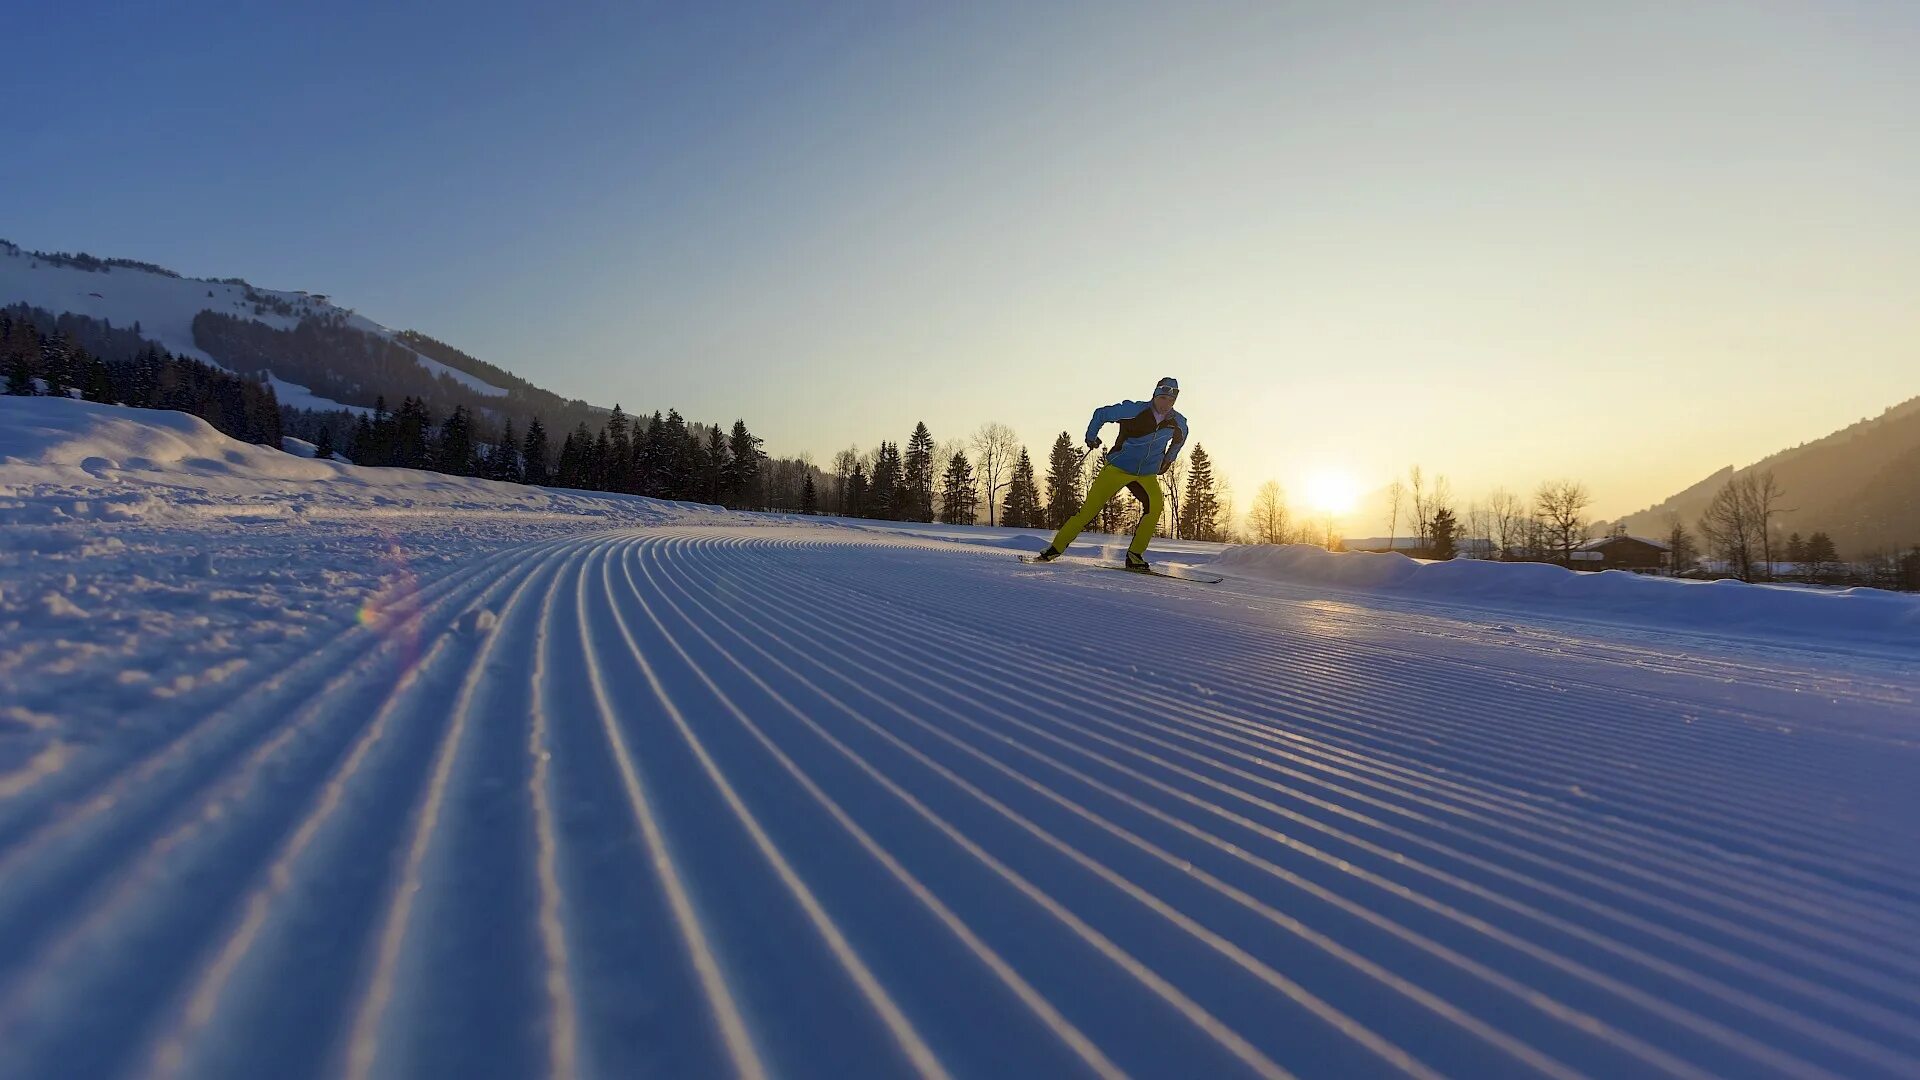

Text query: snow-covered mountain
(0, 240), (606, 431)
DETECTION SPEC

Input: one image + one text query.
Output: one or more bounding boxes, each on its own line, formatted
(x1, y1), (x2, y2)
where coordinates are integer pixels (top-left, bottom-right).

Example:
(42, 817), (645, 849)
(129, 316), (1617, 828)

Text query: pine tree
(1667, 521), (1698, 575)
(903, 422), (936, 522)
(1003, 449), (1042, 529)
(1045, 432), (1083, 529)
(1804, 531), (1839, 584)
(604, 405), (633, 492)
(703, 425), (729, 503)
(1785, 532), (1808, 580)
(557, 423), (592, 488)
(394, 397), (432, 469)
(522, 418), (551, 486)
(436, 405), (476, 476)
(5, 346), (34, 395)
(492, 418), (521, 482)
(939, 452), (979, 525)
(800, 473), (818, 515)
(727, 419), (763, 509)
(40, 340), (68, 398)
(313, 425), (336, 461)
(81, 356), (114, 402)
(846, 462), (869, 518)
(1178, 445), (1222, 542)
(638, 411), (666, 496)
(590, 429), (613, 491)
(660, 410), (691, 499)
(866, 442), (900, 520)
(1427, 507), (1459, 560)
(351, 414), (378, 464)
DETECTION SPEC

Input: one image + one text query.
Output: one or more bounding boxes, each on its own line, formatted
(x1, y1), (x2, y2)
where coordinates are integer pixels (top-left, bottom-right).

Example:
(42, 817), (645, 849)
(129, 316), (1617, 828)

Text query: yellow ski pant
(1050, 463), (1163, 557)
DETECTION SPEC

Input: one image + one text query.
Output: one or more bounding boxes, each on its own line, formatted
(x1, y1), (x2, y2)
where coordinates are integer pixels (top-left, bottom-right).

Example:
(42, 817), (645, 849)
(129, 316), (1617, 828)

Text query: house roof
(1578, 535), (1672, 552)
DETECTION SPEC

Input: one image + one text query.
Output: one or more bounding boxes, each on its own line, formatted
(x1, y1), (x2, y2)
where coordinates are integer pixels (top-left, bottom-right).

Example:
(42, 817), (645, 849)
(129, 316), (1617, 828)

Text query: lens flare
(353, 534), (422, 663)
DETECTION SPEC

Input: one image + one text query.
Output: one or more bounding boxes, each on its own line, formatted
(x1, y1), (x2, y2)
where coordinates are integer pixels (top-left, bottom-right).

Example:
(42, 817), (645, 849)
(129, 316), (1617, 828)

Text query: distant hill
(0, 239), (616, 433)
(1620, 395), (1920, 557)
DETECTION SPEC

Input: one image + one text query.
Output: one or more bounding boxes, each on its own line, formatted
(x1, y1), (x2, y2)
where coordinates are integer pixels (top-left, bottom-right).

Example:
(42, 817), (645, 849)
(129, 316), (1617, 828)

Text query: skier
(1034, 377), (1188, 571)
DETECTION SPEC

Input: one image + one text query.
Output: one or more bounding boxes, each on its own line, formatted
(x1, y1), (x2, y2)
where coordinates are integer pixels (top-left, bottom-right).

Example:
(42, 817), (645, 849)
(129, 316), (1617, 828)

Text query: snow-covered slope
(0, 242), (509, 405)
(1214, 543), (1920, 649)
(2, 399), (1917, 1079)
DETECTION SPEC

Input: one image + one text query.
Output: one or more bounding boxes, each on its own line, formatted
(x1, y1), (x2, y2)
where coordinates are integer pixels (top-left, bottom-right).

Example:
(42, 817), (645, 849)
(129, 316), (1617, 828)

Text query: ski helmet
(1153, 377), (1180, 400)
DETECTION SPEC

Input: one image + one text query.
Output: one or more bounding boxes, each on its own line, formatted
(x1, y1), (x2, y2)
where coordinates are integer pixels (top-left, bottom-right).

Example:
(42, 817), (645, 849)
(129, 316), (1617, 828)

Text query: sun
(1304, 469), (1361, 516)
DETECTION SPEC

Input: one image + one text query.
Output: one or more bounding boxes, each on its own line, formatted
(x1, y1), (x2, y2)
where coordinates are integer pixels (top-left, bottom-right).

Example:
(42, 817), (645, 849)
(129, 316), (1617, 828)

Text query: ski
(1018, 555), (1223, 584)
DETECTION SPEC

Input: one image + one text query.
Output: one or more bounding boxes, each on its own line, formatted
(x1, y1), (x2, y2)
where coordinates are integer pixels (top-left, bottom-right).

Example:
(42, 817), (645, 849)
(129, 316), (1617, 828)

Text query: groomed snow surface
(2, 398), (1917, 1079)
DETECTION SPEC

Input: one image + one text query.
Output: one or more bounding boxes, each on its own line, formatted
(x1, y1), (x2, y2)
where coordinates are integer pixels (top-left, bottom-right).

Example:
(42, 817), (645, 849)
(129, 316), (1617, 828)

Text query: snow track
(1, 524), (1916, 1079)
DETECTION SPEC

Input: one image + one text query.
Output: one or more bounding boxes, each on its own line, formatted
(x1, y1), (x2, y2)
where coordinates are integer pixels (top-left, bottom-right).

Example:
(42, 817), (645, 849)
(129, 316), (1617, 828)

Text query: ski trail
(3, 522), (1914, 1079)
(748, 548), (1920, 1054)
(342, 537), (575, 1079)
(648, 526), (1920, 1068)
(570, 540), (768, 1080)
(141, 541), (581, 1079)
(791, 542), (1920, 971)
(524, 544), (582, 1080)
(608, 539), (1128, 1079)
(626, 534), (1303, 1078)
(651, 533), (1696, 1078)
(590, 543), (951, 1080)
(0, 542), (559, 1078)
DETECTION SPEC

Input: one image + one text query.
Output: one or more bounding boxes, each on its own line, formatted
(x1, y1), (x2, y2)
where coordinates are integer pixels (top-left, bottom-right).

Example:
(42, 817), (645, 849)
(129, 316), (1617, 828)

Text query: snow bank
(1213, 544), (1920, 648)
(0, 395), (721, 528)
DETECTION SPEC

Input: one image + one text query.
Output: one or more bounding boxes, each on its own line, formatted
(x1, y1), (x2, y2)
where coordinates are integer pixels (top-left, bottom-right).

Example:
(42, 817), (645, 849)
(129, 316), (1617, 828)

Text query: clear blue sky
(8, 1), (1919, 523)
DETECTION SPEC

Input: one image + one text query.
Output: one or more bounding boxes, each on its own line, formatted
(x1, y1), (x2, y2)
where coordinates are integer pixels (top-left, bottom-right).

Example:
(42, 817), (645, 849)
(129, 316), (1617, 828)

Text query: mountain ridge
(1620, 393), (1920, 557)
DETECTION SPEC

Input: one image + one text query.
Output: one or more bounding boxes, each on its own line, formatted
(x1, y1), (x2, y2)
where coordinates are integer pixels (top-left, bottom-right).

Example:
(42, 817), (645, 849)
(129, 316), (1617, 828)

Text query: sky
(7, 1), (1918, 528)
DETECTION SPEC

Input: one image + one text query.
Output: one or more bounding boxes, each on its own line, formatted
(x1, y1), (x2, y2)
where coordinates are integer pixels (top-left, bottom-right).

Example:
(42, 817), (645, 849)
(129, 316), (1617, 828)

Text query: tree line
(307, 399), (773, 509)
(2, 306), (282, 447)
(820, 421), (1231, 539)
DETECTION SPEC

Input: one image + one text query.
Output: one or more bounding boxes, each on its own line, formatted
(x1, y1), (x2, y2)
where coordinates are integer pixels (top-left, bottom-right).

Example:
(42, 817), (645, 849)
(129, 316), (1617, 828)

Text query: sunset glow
(1305, 470), (1361, 517)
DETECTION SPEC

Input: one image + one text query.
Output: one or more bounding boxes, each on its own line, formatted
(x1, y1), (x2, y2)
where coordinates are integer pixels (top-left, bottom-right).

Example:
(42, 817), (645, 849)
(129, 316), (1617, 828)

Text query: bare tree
(1751, 469), (1789, 581)
(971, 422), (1019, 526)
(1699, 471), (1786, 582)
(1162, 457), (1189, 538)
(1488, 488), (1526, 560)
(1699, 477), (1756, 581)
(1462, 502), (1490, 559)
(1384, 479), (1405, 553)
(1534, 480), (1592, 565)
(1666, 516), (1699, 575)
(1430, 474), (1454, 545)
(831, 446), (860, 510)
(1408, 466), (1428, 546)
(1250, 481), (1290, 545)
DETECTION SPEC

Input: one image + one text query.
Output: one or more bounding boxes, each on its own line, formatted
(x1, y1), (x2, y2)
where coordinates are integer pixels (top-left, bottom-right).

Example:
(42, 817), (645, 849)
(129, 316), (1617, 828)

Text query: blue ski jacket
(1087, 400), (1189, 476)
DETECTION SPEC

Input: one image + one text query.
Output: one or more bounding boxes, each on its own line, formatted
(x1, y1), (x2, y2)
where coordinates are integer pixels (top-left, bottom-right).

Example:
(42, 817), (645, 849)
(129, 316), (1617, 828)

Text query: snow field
(1, 398), (1917, 1078)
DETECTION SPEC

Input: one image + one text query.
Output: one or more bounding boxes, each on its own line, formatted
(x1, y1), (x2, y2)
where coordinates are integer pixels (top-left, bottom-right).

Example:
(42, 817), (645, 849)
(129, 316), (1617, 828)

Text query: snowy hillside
(2, 398), (1917, 1078)
(0, 241), (509, 411)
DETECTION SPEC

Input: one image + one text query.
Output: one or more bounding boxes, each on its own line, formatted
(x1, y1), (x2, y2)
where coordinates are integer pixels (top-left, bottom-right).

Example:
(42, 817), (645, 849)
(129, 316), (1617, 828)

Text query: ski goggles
(1152, 381), (1180, 399)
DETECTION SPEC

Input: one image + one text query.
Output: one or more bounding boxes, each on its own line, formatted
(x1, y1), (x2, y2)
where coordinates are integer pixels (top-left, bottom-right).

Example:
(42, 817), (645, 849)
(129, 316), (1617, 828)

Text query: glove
(1085, 436), (1102, 449)
(1158, 457), (1174, 474)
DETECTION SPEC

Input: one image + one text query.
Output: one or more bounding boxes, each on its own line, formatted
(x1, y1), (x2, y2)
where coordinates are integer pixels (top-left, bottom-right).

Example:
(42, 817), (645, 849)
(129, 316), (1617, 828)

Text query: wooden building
(1574, 534), (1671, 573)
